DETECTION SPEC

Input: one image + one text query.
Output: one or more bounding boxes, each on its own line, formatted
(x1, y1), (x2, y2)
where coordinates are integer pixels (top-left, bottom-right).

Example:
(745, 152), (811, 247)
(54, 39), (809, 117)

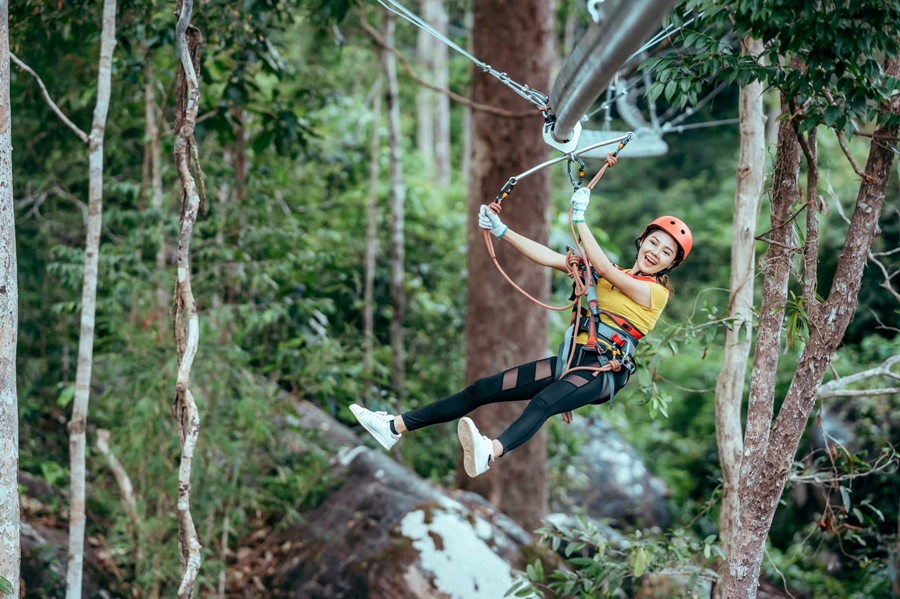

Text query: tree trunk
(801, 127), (819, 308)
(144, 60), (168, 342)
(385, 13), (407, 398)
(172, 1), (204, 596)
(427, 0), (451, 186)
(461, 9), (473, 183)
(364, 73), (383, 378)
(723, 58), (900, 599)
(415, 15), (434, 174)
(723, 96), (799, 599)
(461, 0), (553, 533)
(233, 105), (247, 203)
(712, 38), (765, 599)
(65, 2), (117, 597)
(0, 2), (20, 594)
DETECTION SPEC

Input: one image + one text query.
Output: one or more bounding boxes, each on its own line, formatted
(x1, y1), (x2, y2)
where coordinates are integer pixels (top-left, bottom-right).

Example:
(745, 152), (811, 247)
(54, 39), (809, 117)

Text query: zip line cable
(377, 0), (551, 112)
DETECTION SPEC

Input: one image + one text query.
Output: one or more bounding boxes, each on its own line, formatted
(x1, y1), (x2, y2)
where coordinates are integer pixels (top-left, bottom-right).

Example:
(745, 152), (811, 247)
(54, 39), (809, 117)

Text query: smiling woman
(351, 154), (693, 482)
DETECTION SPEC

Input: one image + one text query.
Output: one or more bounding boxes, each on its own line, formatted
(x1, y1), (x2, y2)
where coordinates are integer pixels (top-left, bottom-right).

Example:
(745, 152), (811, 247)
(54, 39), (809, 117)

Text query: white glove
(478, 205), (508, 238)
(571, 187), (591, 223)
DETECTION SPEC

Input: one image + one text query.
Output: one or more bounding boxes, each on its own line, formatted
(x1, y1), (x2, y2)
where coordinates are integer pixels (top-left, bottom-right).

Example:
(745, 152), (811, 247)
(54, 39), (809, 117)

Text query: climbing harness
(554, 255), (644, 404)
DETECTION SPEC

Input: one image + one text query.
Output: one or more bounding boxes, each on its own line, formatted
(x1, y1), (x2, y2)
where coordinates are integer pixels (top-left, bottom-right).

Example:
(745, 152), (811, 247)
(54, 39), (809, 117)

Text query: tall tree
(65, 1), (117, 596)
(144, 60), (168, 341)
(725, 58), (900, 598)
(462, 0), (553, 532)
(425, 0), (451, 186)
(385, 12), (407, 398)
(364, 72), (383, 378)
(0, 0), (20, 595)
(172, 0), (205, 595)
(415, 16), (435, 174)
(652, 5), (900, 594)
(712, 37), (765, 599)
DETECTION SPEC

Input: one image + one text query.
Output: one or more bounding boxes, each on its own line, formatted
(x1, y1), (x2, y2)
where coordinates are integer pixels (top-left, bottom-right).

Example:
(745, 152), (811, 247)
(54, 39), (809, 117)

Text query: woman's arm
(499, 228), (569, 272)
(575, 221), (652, 307)
(479, 204), (568, 272)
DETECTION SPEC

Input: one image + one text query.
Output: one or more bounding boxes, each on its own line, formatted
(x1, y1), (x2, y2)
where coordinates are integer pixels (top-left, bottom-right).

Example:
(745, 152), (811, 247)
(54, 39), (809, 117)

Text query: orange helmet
(636, 216), (693, 273)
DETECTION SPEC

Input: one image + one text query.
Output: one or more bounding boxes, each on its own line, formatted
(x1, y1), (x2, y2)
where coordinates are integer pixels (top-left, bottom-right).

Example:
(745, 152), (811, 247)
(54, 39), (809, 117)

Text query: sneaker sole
(458, 417), (480, 478)
(349, 405), (396, 451)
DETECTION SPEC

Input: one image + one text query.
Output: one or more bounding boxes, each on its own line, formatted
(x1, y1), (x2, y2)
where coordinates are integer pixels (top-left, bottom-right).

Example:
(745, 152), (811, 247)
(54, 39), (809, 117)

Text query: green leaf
(58, 384), (76, 408)
(840, 486), (852, 512)
(633, 547), (647, 577)
(824, 105), (842, 127)
(646, 82), (664, 104)
(798, 116), (818, 134)
(0, 577), (12, 594)
(664, 81), (677, 103)
(533, 559), (544, 583)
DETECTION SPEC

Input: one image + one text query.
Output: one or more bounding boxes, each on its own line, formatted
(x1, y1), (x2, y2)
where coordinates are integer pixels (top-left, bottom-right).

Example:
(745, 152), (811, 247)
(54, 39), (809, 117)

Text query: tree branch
(822, 90), (873, 181)
(817, 355), (900, 399)
(95, 430), (139, 527)
(10, 52), (88, 143)
(826, 181), (900, 306)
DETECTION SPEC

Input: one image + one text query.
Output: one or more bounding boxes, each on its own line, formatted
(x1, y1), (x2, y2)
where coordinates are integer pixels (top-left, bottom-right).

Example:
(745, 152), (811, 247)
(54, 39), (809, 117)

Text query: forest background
(4, 0), (900, 597)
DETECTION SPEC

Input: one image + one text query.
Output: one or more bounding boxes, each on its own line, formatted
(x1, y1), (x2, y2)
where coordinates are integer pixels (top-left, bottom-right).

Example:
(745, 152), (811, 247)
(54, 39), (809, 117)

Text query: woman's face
(636, 230), (679, 274)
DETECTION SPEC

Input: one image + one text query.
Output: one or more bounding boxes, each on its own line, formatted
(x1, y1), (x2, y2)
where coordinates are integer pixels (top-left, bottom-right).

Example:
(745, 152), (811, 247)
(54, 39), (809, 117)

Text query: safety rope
(376, 0), (551, 114)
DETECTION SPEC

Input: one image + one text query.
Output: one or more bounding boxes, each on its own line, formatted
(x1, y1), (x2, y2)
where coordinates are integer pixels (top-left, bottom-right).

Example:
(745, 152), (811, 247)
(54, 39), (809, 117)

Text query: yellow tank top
(575, 267), (669, 344)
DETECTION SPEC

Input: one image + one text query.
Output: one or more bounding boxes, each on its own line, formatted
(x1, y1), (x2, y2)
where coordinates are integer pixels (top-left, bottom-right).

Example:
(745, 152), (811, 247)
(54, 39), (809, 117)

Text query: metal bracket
(542, 120), (582, 154)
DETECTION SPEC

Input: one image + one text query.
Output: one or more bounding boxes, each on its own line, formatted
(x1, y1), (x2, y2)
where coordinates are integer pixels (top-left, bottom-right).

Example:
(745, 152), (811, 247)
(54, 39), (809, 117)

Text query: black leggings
(401, 354), (620, 455)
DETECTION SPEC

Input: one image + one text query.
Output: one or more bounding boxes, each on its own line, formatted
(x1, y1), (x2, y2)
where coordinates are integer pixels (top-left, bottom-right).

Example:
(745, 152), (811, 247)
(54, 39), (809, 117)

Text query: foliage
(8, 0), (900, 596)
(508, 517), (719, 598)
(645, 0), (900, 135)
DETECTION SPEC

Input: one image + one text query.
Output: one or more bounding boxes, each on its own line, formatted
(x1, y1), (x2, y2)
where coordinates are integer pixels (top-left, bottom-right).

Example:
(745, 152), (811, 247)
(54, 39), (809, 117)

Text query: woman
(350, 154), (692, 479)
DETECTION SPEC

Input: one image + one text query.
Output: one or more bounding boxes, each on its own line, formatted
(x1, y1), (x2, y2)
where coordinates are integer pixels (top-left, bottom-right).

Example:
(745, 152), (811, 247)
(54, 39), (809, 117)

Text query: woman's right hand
(478, 204), (508, 238)
(570, 188), (591, 223)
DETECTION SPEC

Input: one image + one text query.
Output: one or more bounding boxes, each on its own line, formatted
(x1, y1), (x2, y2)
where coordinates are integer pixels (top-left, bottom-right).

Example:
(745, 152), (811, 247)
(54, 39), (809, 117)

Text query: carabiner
(612, 132), (634, 157)
(567, 155), (586, 190)
(495, 177), (517, 203)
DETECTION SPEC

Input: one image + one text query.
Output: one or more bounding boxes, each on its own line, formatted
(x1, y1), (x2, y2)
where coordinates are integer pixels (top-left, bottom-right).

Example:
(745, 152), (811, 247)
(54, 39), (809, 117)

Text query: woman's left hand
(561, 411), (573, 424)
(605, 153), (618, 168)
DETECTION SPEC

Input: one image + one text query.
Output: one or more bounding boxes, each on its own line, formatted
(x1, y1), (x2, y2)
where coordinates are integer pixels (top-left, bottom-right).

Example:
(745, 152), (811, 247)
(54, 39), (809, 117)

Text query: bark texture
(172, 1), (204, 595)
(385, 13), (407, 398)
(724, 59), (900, 598)
(713, 40), (765, 597)
(724, 97), (800, 597)
(462, 0), (553, 533)
(0, 1), (20, 594)
(427, 0), (451, 186)
(364, 73), (382, 377)
(65, 2), (117, 596)
(144, 62), (168, 341)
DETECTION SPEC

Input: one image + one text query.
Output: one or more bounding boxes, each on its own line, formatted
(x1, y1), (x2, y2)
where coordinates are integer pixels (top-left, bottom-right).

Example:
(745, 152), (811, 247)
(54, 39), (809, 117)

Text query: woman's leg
(495, 368), (610, 455)
(400, 357), (557, 432)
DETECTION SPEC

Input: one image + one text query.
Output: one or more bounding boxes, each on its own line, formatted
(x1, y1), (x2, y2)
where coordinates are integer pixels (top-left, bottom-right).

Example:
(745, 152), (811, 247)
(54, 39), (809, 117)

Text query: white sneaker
(349, 404), (402, 450)
(458, 417), (494, 478)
